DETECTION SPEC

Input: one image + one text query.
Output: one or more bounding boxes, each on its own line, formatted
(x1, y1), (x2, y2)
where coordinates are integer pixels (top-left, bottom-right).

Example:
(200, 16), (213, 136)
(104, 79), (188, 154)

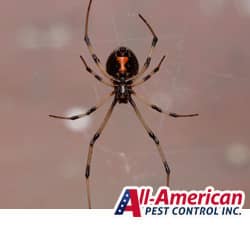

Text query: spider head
(106, 47), (139, 80)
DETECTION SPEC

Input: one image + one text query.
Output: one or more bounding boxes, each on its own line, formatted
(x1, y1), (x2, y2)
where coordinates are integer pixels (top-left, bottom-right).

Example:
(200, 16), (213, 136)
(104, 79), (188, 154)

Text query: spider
(49, 0), (199, 209)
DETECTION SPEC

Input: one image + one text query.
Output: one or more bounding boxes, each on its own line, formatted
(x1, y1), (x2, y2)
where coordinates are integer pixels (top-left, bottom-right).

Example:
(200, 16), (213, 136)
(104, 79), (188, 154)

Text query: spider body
(49, 0), (198, 209)
(114, 83), (133, 104)
(106, 47), (139, 103)
(106, 47), (139, 80)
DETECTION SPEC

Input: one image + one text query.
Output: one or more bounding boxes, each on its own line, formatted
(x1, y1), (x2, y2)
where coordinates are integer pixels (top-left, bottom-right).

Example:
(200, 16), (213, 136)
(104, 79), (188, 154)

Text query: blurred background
(0, 0), (249, 208)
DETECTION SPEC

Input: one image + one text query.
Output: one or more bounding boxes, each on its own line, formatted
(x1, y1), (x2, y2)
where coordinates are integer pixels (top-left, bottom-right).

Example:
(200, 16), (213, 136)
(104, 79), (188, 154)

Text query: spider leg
(131, 56), (166, 87)
(133, 92), (199, 118)
(80, 56), (114, 87)
(128, 14), (158, 82)
(129, 98), (170, 186)
(85, 98), (117, 209)
(84, 0), (115, 81)
(49, 92), (114, 120)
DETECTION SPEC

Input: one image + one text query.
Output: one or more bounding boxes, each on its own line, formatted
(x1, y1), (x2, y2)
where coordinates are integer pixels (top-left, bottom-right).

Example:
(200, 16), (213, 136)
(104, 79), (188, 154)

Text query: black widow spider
(49, 0), (198, 209)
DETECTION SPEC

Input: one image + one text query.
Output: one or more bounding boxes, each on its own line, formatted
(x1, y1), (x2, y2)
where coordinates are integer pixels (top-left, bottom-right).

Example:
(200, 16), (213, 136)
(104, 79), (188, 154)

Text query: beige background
(0, 0), (250, 208)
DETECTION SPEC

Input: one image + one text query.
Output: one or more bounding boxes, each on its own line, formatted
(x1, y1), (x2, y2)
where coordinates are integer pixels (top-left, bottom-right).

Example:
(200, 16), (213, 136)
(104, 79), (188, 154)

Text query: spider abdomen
(106, 47), (139, 80)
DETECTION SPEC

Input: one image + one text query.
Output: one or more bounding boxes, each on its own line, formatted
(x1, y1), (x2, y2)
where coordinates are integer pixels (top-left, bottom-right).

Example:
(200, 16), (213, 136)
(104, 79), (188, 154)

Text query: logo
(114, 186), (245, 217)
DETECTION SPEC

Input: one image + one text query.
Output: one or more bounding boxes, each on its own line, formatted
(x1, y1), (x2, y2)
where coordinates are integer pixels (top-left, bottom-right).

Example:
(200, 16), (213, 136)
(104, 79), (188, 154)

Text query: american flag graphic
(114, 188), (141, 217)
(114, 189), (131, 215)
